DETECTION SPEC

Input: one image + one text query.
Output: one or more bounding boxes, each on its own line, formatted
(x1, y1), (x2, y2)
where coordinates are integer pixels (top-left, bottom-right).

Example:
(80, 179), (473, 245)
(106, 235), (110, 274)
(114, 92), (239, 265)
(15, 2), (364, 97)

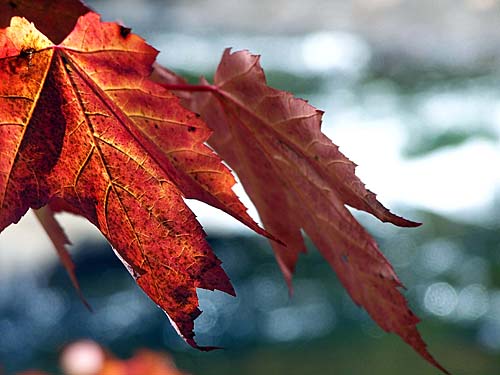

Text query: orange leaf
(0, 14), (268, 349)
(183, 49), (448, 373)
(100, 350), (189, 375)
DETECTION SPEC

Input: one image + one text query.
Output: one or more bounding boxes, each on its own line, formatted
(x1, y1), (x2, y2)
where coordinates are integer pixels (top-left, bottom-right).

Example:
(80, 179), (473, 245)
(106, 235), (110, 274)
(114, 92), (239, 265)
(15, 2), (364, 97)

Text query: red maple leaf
(0, 13), (269, 349)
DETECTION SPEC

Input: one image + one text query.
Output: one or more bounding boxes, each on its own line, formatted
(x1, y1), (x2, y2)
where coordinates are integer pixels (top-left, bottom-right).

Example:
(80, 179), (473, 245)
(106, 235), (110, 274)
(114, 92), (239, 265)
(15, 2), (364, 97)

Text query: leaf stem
(160, 83), (218, 93)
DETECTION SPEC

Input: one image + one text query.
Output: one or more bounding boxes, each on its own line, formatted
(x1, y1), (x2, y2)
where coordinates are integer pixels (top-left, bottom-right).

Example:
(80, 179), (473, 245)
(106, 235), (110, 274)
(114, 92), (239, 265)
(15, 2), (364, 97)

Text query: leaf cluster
(0, 1), (449, 373)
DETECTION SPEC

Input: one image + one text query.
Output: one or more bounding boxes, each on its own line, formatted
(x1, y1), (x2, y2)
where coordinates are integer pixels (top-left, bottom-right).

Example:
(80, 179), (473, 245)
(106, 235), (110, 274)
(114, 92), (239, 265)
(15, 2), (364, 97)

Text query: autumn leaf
(0, 13), (272, 349)
(99, 350), (189, 375)
(165, 49), (448, 373)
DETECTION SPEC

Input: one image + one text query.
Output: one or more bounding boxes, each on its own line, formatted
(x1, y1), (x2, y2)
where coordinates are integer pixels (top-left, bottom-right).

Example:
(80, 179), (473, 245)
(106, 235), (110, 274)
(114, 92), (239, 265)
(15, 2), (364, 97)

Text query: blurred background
(2, 0), (500, 374)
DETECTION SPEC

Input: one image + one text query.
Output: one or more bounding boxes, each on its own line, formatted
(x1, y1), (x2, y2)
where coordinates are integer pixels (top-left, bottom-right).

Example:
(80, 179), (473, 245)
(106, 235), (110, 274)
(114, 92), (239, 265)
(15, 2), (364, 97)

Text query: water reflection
(383, 234), (416, 268)
(418, 239), (463, 276)
(1, 218), (500, 372)
(455, 256), (490, 286)
(264, 302), (336, 342)
(478, 320), (500, 350)
(423, 282), (458, 317)
(252, 275), (288, 312)
(301, 31), (370, 74)
(455, 284), (489, 321)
